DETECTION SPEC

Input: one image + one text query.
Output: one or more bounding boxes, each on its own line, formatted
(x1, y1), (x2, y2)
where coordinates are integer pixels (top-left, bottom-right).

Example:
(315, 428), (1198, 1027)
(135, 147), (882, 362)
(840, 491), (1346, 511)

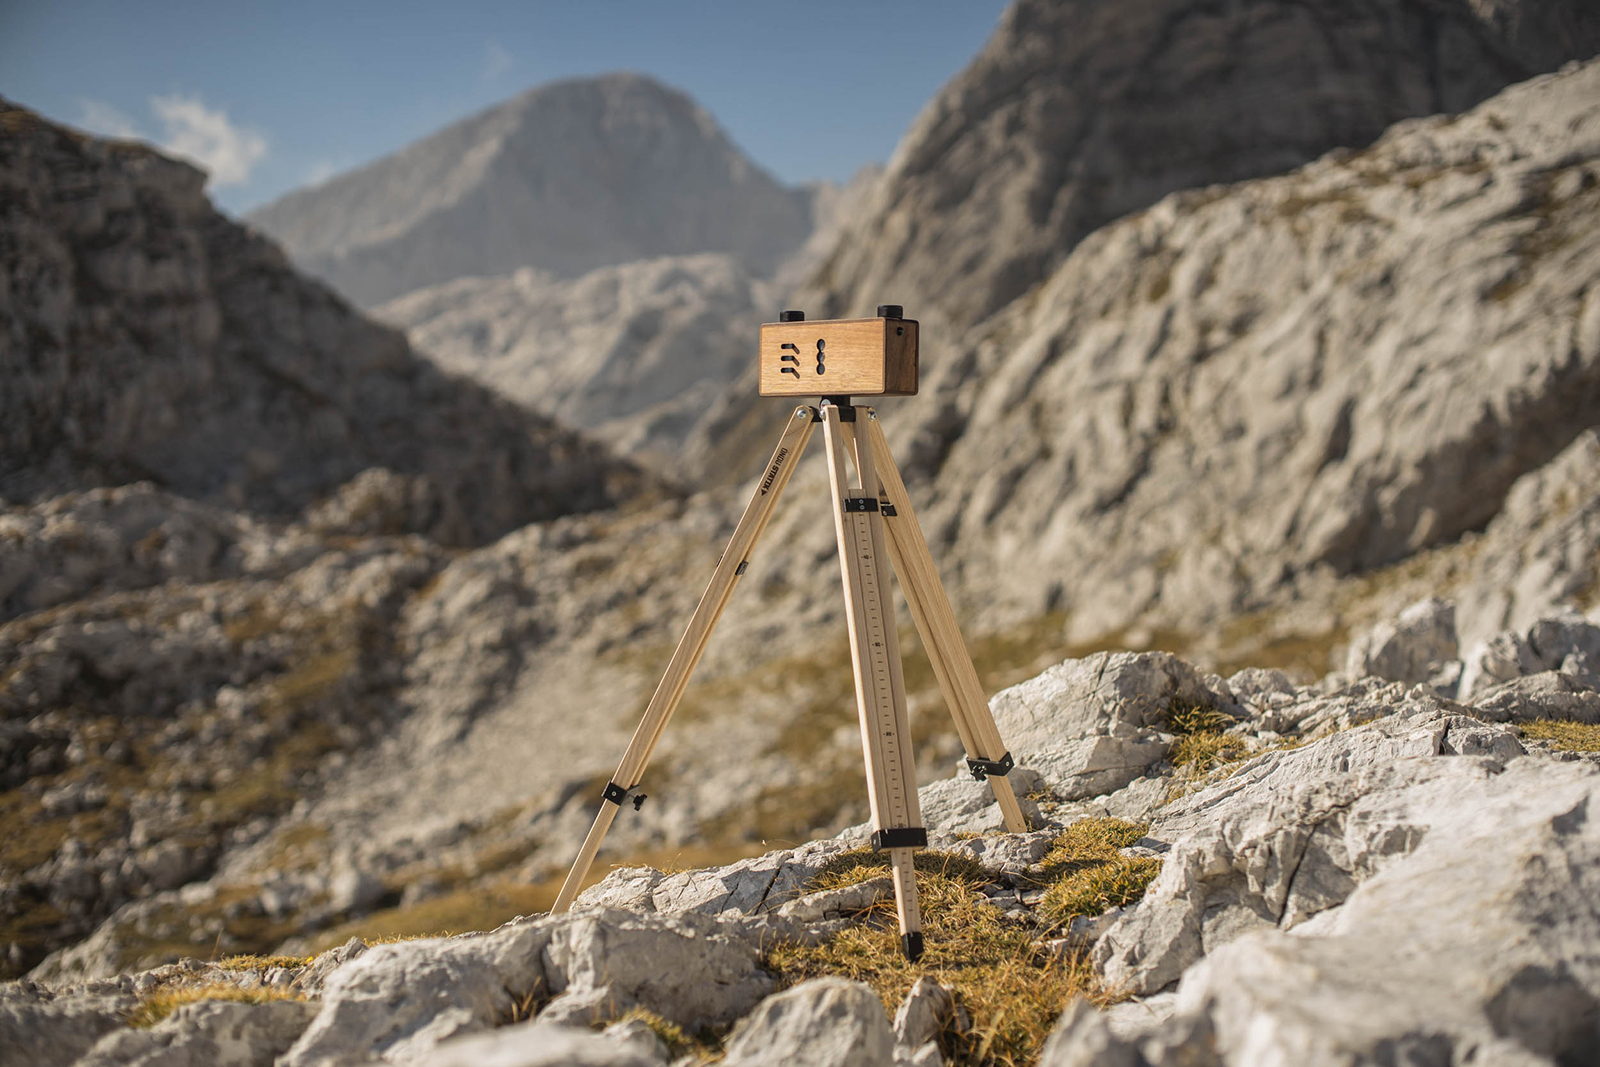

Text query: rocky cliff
(0, 99), (656, 546)
(696, 54), (1600, 667)
(246, 73), (813, 308)
(796, 0), (1600, 338)
(375, 254), (765, 468)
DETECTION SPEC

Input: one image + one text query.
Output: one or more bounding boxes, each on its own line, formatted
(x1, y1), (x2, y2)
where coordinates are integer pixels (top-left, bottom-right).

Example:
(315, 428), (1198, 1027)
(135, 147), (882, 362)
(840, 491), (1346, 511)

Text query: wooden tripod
(550, 398), (1027, 959)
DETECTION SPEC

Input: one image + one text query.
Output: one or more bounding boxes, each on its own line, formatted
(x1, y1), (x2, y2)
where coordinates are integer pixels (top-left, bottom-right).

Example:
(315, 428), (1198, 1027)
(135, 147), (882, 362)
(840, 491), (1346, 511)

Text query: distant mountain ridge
(247, 73), (813, 307)
(0, 98), (655, 546)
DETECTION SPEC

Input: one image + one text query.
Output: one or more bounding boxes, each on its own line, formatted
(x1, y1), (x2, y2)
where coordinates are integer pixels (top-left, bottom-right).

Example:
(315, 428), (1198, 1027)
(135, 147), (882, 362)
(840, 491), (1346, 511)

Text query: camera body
(756, 308), (918, 398)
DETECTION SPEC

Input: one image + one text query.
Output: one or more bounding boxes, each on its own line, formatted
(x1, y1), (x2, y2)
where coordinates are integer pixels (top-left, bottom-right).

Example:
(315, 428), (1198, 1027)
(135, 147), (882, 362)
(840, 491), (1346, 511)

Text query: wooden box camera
(757, 307), (918, 398)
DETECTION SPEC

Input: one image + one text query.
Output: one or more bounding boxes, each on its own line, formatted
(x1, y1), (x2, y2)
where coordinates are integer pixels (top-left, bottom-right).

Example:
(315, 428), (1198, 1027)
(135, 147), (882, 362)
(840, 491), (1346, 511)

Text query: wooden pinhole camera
(757, 306), (918, 398)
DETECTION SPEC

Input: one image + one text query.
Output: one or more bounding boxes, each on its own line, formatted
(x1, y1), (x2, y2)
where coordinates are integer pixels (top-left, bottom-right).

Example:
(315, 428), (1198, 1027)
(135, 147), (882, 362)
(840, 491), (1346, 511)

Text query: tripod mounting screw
(877, 304), (903, 319)
(779, 309), (806, 322)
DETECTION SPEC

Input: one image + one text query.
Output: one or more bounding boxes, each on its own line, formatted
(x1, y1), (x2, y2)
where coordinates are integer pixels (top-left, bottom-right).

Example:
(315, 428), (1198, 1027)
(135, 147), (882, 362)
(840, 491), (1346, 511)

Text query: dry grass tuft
(1040, 857), (1161, 928)
(215, 954), (314, 972)
(809, 848), (989, 893)
(1520, 719), (1600, 751)
(767, 871), (1100, 1067)
(127, 984), (303, 1028)
(1025, 819), (1160, 928)
(766, 831), (1160, 1066)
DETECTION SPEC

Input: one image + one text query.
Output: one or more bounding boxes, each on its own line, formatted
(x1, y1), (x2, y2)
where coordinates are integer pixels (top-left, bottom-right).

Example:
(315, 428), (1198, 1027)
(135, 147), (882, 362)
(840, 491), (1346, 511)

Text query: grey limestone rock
(775, 877), (893, 924)
(0, 985), (135, 1067)
(1096, 696), (1533, 995)
(74, 996), (318, 1067)
(1036, 999), (1140, 1067)
(1343, 597), (1458, 686)
(916, 771), (1044, 833)
(721, 977), (896, 1067)
(1459, 628), (1544, 699)
(1471, 671), (1600, 724)
(1135, 758), (1600, 1067)
(282, 908), (776, 1065)
(573, 839), (854, 918)
(542, 908), (775, 1029)
(893, 976), (954, 1052)
(417, 1021), (661, 1067)
(987, 652), (1228, 798)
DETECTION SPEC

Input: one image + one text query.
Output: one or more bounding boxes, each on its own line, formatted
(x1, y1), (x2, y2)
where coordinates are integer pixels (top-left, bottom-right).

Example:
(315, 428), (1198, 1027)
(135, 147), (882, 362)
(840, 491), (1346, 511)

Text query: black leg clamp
(843, 497), (880, 512)
(901, 931), (925, 962)
(966, 751), (1015, 781)
(871, 827), (928, 851)
(602, 781), (648, 811)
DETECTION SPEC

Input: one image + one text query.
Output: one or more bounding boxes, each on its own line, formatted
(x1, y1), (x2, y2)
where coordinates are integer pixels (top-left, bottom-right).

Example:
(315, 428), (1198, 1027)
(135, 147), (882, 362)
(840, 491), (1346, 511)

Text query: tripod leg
(861, 411), (1029, 834)
(551, 406), (818, 913)
(822, 403), (926, 960)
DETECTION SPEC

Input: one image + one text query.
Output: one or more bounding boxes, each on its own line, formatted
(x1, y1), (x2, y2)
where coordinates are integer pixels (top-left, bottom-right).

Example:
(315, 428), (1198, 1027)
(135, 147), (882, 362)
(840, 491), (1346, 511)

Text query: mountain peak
(248, 73), (809, 307)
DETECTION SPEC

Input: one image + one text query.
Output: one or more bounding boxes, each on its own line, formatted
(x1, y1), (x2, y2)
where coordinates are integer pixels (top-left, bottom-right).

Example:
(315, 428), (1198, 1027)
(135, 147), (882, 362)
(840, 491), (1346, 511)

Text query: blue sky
(1, 1), (1009, 215)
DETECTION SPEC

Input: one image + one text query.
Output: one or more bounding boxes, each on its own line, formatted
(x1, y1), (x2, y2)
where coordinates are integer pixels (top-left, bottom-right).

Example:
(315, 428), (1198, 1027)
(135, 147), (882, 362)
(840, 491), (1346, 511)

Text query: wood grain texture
(864, 412), (1029, 833)
(758, 317), (918, 397)
(552, 407), (817, 911)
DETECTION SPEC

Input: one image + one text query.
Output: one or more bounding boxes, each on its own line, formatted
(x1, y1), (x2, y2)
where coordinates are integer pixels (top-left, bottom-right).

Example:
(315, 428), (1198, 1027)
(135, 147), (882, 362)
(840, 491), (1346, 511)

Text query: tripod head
(757, 305), (918, 398)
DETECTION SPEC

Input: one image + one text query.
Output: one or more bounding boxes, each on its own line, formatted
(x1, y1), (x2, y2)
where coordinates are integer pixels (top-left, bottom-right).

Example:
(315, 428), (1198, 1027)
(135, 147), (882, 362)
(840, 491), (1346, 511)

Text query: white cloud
(78, 98), (143, 140)
(481, 41), (513, 83)
(150, 93), (267, 188)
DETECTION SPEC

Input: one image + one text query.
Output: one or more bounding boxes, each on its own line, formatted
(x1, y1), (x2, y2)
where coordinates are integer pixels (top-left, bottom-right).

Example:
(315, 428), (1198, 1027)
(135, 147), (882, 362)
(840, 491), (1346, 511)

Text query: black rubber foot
(901, 932), (924, 962)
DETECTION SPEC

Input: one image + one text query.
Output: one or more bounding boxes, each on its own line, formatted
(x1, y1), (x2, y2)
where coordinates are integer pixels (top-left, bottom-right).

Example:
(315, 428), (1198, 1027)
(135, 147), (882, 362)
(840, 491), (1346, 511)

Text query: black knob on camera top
(779, 309), (805, 322)
(877, 305), (903, 319)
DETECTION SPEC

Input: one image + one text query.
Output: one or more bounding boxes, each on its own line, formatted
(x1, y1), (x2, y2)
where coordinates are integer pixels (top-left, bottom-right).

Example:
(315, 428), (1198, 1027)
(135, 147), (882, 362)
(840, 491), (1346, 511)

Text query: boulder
(75, 997), (318, 1067)
(1134, 758), (1600, 1066)
(916, 771), (1044, 833)
(1096, 695), (1535, 994)
(542, 909), (775, 1029)
(1343, 597), (1458, 686)
(417, 1020), (661, 1067)
(1470, 671), (1600, 725)
(1037, 999), (1139, 1067)
(892, 976), (954, 1051)
(721, 978), (896, 1067)
(0, 987), (134, 1067)
(988, 653), (1229, 798)
(1458, 629), (1543, 699)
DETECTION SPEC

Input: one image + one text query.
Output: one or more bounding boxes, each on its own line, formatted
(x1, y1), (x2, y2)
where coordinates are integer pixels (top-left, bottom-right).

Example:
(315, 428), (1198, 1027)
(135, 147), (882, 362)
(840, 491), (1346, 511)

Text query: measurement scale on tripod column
(823, 399), (926, 959)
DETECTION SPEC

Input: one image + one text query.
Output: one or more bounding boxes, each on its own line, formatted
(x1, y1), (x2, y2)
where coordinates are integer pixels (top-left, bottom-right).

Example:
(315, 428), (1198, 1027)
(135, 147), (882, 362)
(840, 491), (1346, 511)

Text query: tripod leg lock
(966, 751), (1015, 781)
(842, 497), (880, 513)
(602, 781), (648, 811)
(871, 827), (928, 851)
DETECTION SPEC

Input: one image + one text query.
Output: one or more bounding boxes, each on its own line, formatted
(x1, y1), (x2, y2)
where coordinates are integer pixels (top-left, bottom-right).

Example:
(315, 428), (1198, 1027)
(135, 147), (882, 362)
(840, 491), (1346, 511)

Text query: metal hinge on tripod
(871, 827), (928, 851)
(843, 497), (880, 512)
(601, 781), (648, 811)
(966, 751), (1015, 781)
